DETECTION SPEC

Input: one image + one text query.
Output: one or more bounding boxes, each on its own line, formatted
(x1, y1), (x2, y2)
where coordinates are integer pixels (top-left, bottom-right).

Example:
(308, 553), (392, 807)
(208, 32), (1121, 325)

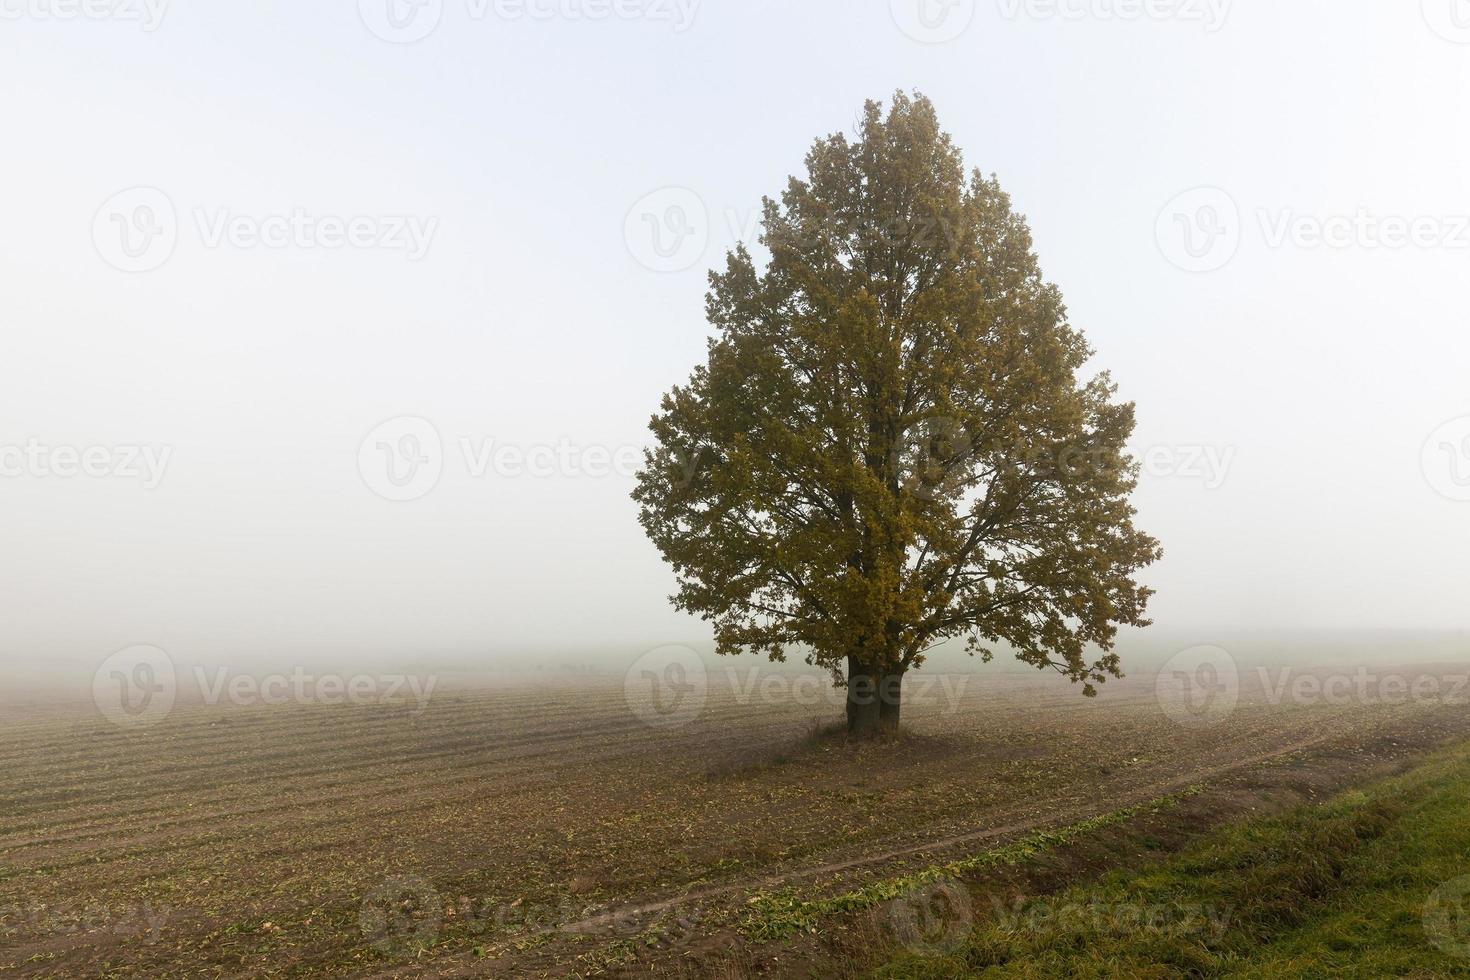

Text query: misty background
(2, 1), (1469, 687)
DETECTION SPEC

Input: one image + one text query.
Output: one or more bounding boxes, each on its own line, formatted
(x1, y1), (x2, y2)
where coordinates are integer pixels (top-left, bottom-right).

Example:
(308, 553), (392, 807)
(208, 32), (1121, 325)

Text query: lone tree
(633, 93), (1161, 737)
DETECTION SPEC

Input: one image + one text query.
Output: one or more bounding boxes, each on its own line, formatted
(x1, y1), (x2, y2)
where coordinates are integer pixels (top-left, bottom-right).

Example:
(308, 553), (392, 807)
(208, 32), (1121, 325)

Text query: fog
(3, 1), (1469, 685)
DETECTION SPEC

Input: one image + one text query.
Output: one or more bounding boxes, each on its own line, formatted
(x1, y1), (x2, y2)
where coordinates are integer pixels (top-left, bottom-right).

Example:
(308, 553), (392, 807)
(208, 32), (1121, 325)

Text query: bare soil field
(4, 659), (1470, 978)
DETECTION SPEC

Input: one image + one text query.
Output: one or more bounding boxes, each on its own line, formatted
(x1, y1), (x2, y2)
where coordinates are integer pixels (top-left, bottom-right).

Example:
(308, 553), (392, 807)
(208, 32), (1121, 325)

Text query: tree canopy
(633, 92), (1161, 734)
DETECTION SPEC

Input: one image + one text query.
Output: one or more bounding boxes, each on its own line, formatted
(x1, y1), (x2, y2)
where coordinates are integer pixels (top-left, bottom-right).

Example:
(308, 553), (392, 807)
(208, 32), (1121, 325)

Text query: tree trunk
(846, 655), (881, 738)
(878, 670), (903, 734)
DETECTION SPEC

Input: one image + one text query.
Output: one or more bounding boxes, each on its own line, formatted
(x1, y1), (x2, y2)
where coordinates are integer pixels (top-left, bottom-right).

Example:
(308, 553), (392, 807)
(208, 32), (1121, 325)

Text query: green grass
(739, 791), (1196, 942)
(873, 743), (1470, 978)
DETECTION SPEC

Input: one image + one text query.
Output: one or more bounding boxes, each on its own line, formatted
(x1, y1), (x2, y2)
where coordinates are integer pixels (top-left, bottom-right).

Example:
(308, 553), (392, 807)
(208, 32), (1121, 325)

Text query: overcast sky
(2, 0), (1469, 671)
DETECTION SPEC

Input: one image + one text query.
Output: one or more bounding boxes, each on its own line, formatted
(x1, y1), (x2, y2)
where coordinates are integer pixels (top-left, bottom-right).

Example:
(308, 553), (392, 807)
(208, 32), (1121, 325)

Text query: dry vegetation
(3, 661), (1469, 977)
